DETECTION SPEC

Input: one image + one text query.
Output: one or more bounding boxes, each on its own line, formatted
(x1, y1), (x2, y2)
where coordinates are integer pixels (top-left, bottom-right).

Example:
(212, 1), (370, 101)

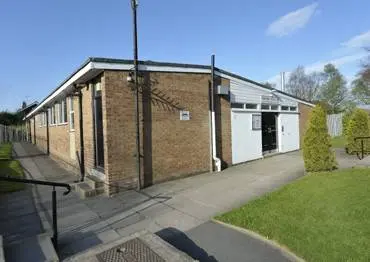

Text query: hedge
(345, 109), (370, 154)
(303, 105), (337, 172)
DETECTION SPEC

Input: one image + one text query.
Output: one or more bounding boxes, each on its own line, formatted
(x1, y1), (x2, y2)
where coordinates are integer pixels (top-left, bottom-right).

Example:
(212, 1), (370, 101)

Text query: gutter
(210, 55), (221, 172)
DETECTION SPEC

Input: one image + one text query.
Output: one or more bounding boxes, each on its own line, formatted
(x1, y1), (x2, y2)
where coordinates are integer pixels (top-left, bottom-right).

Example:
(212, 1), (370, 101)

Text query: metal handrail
(354, 136), (370, 160)
(0, 176), (71, 253)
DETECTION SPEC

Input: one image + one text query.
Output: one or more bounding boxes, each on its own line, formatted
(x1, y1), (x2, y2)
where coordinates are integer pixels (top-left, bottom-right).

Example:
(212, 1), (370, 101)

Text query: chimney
(280, 72), (285, 92)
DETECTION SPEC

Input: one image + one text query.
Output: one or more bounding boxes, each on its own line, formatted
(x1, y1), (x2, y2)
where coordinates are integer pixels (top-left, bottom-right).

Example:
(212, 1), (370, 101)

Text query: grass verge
(0, 143), (12, 159)
(331, 136), (346, 148)
(0, 143), (24, 193)
(216, 168), (370, 262)
(0, 160), (25, 194)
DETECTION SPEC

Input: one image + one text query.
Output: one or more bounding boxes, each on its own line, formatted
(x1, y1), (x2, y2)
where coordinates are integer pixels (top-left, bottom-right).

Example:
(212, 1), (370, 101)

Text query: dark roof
(17, 101), (38, 113)
(90, 57), (211, 70)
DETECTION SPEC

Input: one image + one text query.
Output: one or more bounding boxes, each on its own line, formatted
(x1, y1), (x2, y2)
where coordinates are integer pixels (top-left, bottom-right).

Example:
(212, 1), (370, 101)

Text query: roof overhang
(26, 58), (314, 119)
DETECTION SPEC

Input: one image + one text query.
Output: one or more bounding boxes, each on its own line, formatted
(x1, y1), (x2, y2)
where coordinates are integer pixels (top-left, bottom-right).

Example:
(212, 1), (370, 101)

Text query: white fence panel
(327, 113), (343, 137)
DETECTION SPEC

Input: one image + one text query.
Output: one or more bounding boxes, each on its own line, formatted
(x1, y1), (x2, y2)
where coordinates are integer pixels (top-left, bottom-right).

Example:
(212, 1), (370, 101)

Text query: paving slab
(10, 143), (320, 261)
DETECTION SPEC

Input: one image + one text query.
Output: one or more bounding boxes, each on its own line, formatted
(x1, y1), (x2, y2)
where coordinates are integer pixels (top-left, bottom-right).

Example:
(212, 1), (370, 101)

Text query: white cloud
(341, 30), (370, 48)
(267, 53), (366, 89)
(266, 3), (319, 37)
(305, 53), (366, 73)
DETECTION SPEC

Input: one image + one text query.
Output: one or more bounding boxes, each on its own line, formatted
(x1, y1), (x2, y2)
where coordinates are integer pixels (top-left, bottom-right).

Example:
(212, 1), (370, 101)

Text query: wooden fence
(327, 113), (343, 137)
(0, 124), (28, 144)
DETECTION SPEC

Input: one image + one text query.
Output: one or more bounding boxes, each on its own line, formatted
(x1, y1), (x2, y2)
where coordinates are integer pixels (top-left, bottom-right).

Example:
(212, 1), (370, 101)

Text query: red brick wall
(29, 70), (234, 195)
(103, 70), (232, 194)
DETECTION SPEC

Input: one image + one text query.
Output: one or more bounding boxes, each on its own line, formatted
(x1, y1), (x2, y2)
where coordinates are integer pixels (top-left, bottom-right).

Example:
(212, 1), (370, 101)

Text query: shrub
(345, 109), (370, 154)
(303, 105), (337, 172)
(342, 111), (352, 138)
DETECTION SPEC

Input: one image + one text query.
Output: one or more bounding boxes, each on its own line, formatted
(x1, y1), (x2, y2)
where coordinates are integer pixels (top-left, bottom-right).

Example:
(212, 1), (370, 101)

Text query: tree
(0, 111), (22, 126)
(303, 105), (337, 172)
(263, 82), (276, 89)
(285, 66), (322, 101)
(319, 64), (347, 113)
(351, 49), (370, 104)
(345, 109), (370, 154)
(351, 77), (370, 104)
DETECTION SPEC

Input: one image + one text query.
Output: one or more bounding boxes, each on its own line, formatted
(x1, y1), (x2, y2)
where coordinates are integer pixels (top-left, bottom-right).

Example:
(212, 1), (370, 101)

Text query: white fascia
(26, 62), (94, 119)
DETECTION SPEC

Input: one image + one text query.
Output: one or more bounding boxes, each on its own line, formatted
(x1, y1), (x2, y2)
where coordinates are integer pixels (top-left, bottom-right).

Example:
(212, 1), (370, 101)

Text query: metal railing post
(52, 186), (58, 252)
(0, 176), (70, 254)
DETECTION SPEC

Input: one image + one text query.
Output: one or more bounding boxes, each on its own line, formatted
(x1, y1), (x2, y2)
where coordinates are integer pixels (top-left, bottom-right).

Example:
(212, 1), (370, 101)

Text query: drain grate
(96, 238), (165, 262)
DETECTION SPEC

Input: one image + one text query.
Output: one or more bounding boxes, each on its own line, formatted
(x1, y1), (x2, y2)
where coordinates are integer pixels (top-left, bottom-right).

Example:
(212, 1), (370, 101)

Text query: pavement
(7, 142), (357, 261)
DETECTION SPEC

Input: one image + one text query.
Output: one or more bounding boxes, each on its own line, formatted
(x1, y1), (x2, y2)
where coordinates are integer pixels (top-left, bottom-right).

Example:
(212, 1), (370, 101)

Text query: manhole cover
(96, 238), (165, 262)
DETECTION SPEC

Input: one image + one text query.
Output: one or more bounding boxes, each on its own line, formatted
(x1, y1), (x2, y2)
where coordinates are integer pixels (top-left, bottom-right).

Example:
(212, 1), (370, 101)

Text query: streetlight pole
(131, 0), (141, 190)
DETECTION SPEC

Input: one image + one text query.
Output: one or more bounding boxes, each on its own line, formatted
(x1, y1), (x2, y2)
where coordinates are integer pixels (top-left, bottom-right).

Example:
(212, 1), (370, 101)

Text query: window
(252, 114), (262, 130)
(38, 114), (43, 127)
(69, 97), (75, 131)
(245, 103), (258, 109)
(281, 106), (289, 111)
(48, 108), (51, 125)
(52, 104), (57, 125)
(231, 103), (244, 109)
(39, 112), (46, 127)
(290, 106), (297, 111)
(59, 99), (67, 124)
(271, 105), (278, 110)
(261, 104), (270, 110)
(47, 104), (59, 125)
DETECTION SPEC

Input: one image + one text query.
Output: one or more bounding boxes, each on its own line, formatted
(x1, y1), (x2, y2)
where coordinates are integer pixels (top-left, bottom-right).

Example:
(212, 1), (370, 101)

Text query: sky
(1, 0), (370, 111)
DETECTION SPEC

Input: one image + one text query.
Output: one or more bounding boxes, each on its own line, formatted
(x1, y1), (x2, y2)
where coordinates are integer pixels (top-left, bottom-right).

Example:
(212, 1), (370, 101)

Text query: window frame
(69, 97), (75, 131)
(245, 103), (258, 110)
(231, 103), (244, 109)
(252, 114), (262, 130)
(58, 98), (68, 125)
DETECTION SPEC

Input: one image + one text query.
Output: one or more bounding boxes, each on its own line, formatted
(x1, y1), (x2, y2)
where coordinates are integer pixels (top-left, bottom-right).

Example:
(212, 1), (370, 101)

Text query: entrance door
(231, 111), (262, 164)
(278, 114), (300, 152)
(262, 112), (278, 153)
(93, 82), (105, 169)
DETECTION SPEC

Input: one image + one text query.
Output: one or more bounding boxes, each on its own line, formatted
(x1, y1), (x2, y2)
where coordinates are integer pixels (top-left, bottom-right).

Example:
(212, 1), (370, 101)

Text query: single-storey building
(25, 57), (314, 195)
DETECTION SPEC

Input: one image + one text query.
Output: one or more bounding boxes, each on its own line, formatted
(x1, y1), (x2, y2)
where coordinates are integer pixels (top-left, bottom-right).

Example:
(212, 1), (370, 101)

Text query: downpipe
(211, 54), (221, 173)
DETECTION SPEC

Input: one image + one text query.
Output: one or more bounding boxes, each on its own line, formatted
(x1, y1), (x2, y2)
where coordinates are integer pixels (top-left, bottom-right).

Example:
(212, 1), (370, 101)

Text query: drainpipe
(210, 55), (221, 172)
(46, 108), (50, 155)
(33, 116), (36, 144)
(28, 120), (31, 142)
(131, 0), (141, 190)
(78, 88), (85, 181)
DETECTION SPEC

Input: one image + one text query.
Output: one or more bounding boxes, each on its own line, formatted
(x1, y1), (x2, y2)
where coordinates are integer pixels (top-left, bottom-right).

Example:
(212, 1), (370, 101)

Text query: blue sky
(1, 0), (370, 111)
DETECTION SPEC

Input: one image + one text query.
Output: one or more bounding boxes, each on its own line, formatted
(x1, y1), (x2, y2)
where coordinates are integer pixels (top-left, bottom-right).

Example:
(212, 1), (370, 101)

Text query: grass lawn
(0, 143), (12, 159)
(216, 168), (370, 262)
(0, 142), (24, 193)
(331, 136), (346, 148)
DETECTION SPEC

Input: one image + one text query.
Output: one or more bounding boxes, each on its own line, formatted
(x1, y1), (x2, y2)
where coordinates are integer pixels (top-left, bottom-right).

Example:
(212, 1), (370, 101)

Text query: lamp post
(131, 0), (141, 190)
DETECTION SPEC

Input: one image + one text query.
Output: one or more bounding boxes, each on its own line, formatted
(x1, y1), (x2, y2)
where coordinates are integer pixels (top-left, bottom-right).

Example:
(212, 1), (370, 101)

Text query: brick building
(26, 57), (314, 195)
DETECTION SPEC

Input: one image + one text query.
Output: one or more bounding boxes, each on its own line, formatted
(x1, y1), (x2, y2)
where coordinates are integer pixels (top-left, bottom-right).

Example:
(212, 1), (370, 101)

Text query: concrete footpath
(11, 142), (308, 261)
